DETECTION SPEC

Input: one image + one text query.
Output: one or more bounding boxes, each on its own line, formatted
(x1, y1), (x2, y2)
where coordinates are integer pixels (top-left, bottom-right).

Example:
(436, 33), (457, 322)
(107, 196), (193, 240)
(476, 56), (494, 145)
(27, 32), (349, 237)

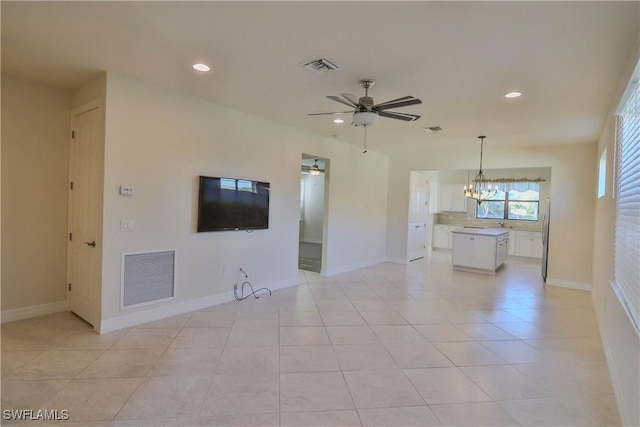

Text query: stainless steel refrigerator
(541, 198), (550, 282)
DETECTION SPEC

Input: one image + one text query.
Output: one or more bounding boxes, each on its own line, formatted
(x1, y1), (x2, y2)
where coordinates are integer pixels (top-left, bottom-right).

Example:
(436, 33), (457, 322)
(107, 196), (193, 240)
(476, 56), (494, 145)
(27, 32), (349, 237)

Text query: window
(476, 188), (506, 220)
(476, 182), (540, 221)
(612, 68), (640, 336)
(597, 148), (607, 198)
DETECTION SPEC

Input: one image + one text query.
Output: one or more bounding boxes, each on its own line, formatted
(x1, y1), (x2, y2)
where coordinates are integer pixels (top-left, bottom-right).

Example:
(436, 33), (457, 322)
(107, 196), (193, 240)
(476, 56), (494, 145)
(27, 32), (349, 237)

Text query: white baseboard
(1, 300), (68, 324)
(99, 276), (298, 334)
(323, 258), (388, 277)
(385, 257), (409, 265)
(546, 278), (591, 291)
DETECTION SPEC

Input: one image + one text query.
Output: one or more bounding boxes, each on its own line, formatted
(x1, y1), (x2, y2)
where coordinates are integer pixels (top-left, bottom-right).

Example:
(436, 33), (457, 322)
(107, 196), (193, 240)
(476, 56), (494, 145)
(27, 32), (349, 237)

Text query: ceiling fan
(308, 79), (422, 127)
(308, 79), (421, 153)
(301, 159), (325, 175)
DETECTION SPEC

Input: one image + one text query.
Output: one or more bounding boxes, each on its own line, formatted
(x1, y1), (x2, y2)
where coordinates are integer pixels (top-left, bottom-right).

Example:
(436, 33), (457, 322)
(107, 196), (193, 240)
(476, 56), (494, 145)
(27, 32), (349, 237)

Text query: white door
(67, 104), (103, 326)
(408, 172), (428, 261)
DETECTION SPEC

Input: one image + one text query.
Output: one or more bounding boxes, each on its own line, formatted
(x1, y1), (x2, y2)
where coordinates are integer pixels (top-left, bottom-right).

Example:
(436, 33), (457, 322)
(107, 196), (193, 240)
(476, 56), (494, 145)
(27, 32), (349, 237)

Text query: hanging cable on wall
(233, 268), (272, 301)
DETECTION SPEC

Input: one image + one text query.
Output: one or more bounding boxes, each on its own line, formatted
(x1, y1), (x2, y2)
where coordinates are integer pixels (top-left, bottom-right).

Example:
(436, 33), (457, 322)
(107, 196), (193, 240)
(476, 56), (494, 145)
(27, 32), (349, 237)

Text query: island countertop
(451, 228), (509, 237)
(451, 228), (509, 274)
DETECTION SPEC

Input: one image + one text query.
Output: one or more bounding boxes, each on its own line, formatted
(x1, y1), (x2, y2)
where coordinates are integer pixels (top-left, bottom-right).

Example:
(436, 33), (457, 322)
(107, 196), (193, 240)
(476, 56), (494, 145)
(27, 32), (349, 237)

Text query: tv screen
(197, 176), (270, 232)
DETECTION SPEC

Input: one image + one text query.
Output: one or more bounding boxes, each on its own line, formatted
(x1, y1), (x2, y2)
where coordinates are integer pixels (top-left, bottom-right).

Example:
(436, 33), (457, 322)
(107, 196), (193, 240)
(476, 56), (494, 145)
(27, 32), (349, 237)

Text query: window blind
(613, 76), (640, 336)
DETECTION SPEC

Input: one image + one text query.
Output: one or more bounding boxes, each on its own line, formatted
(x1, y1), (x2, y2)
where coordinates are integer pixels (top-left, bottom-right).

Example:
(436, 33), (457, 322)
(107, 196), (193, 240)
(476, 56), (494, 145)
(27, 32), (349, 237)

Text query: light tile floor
(1, 253), (620, 426)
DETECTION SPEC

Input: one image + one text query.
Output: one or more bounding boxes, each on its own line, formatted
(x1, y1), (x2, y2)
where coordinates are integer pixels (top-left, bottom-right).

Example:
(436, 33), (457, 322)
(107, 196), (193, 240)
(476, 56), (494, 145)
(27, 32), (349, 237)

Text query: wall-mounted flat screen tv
(197, 176), (270, 232)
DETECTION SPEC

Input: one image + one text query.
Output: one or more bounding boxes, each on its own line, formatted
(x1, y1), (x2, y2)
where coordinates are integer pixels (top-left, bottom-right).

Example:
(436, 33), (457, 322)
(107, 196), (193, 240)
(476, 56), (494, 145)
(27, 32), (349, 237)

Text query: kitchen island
(451, 228), (509, 274)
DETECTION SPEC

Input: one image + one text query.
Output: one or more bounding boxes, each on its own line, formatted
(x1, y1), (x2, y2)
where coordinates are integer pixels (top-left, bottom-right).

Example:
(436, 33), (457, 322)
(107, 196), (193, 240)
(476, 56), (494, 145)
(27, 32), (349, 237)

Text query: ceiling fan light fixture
(353, 111), (378, 127)
(310, 159), (321, 176)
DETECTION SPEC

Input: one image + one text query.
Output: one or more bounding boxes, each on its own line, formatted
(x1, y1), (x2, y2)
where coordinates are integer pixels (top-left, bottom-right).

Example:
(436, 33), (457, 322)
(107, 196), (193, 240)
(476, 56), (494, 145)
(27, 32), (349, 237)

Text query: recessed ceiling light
(504, 91), (522, 98)
(333, 118), (345, 124)
(193, 63), (211, 72)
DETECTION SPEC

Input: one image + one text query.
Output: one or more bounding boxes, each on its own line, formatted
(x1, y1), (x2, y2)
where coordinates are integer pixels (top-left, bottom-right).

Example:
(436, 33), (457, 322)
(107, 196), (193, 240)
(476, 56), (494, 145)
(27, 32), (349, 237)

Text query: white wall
(387, 143), (596, 287)
(301, 173), (324, 243)
(71, 73), (106, 109)
(1, 75), (71, 314)
(321, 148), (389, 276)
(591, 47), (640, 426)
(100, 73), (389, 328)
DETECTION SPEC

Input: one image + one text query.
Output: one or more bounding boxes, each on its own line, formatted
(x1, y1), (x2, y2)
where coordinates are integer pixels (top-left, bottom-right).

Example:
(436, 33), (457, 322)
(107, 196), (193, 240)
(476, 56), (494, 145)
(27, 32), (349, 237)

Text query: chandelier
(464, 135), (498, 204)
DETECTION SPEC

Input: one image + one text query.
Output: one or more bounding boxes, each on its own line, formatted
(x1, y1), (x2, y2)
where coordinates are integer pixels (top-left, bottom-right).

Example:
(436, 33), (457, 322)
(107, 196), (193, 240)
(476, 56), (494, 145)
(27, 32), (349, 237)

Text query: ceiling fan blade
(382, 110), (421, 120)
(341, 93), (360, 107)
(307, 111), (353, 116)
(375, 98), (422, 111)
(327, 95), (357, 108)
(378, 111), (420, 121)
(373, 96), (413, 107)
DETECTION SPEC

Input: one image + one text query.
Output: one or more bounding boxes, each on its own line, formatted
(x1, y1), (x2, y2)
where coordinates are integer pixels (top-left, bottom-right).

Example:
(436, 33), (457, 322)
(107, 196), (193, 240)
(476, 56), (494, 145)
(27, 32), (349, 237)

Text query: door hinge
(70, 181), (74, 190)
(69, 232), (73, 241)
(71, 130), (75, 139)
(68, 283), (71, 292)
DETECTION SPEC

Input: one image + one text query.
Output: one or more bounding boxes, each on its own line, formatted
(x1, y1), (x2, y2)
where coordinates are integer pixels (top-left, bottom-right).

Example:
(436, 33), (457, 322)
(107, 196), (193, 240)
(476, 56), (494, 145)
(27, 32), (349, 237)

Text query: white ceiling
(2, 1), (638, 155)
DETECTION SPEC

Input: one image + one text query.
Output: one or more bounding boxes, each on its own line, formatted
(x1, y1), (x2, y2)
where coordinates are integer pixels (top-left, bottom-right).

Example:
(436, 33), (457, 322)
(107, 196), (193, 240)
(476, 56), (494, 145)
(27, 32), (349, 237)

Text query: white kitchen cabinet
(452, 229), (509, 274)
(433, 225), (451, 250)
(515, 231), (543, 258)
(497, 237), (508, 266)
(438, 184), (467, 212)
(452, 234), (495, 269)
(507, 231), (517, 256)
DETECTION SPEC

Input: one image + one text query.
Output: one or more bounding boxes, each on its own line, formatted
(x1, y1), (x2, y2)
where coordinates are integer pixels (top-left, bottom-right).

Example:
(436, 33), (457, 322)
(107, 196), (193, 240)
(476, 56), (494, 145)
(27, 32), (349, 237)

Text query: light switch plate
(121, 219), (134, 231)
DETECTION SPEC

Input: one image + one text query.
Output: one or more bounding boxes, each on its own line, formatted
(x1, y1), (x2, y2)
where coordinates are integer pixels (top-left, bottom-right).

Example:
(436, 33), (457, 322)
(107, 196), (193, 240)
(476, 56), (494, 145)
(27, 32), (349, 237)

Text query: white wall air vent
(302, 58), (340, 75)
(122, 250), (175, 308)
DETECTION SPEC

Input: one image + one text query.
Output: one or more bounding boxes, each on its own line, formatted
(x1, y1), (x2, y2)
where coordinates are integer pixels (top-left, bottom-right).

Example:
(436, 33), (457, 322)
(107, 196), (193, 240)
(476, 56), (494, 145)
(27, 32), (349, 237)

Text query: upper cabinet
(437, 184), (467, 212)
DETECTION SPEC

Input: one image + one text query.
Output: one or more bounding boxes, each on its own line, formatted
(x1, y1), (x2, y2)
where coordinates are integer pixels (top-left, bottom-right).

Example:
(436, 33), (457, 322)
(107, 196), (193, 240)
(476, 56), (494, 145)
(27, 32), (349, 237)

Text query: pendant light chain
(479, 136), (485, 173)
(464, 135), (497, 204)
(363, 125), (368, 154)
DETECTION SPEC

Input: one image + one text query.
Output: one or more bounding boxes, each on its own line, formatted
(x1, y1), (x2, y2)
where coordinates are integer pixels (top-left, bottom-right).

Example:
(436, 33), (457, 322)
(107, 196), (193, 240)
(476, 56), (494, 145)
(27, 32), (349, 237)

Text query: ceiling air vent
(424, 126), (444, 133)
(302, 58), (340, 75)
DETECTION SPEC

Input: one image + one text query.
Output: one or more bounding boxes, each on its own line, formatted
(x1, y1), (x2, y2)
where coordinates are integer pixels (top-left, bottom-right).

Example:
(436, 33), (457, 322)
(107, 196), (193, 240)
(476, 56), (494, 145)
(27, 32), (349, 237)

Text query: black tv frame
(197, 175), (270, 232)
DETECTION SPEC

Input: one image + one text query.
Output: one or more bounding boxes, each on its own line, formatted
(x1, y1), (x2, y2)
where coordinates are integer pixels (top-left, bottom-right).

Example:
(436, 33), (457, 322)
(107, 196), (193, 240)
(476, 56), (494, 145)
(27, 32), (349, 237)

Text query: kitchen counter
(451, 228), (509, 237)
(451, 228), (509, 274)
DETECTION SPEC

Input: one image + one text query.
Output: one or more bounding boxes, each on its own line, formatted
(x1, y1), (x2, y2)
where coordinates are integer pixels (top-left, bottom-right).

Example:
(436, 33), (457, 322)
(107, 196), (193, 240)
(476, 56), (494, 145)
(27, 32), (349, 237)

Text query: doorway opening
(408, 171), (430, 261)
(299, 155), (328, 273)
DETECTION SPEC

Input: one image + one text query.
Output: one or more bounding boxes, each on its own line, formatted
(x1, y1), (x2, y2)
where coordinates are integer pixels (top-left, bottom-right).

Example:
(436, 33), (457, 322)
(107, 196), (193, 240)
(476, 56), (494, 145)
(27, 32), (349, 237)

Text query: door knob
(84, 241), (96, 248)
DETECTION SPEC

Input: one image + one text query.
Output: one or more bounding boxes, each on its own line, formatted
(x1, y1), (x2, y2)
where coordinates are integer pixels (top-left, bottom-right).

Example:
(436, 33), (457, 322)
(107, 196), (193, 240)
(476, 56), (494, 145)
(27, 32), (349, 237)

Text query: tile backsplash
(435, 212), (541, 232)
